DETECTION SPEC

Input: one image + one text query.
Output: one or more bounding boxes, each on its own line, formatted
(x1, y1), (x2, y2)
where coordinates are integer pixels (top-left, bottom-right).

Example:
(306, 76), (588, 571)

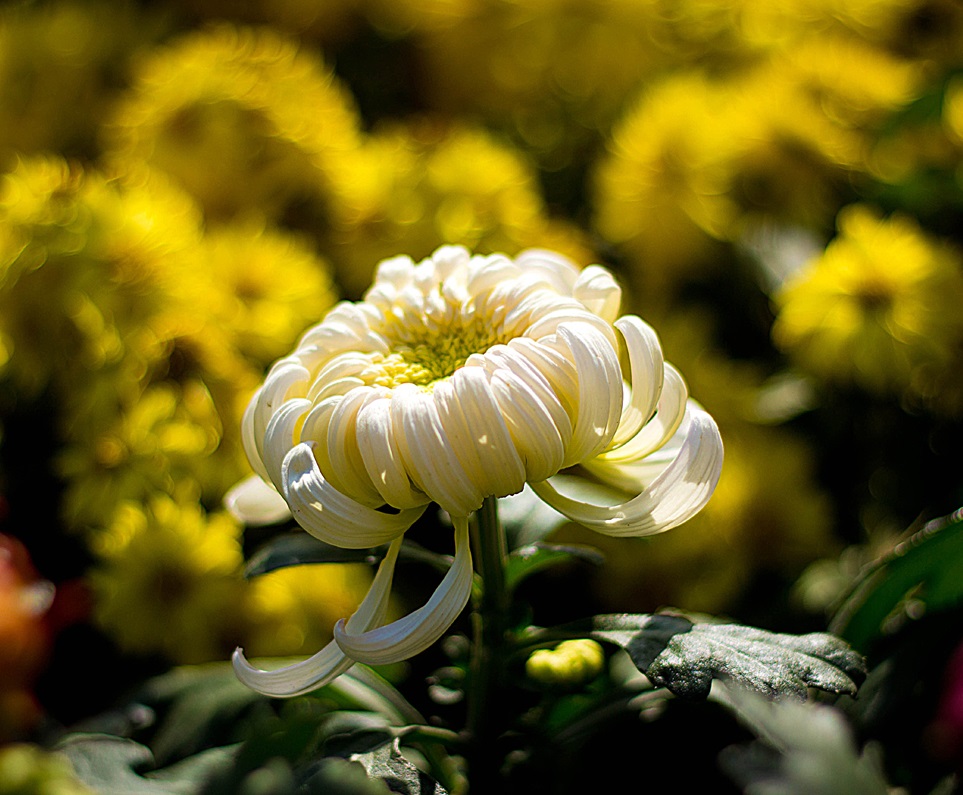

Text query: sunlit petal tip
(333, 519), (474, 665)
(223, 474), (292, 526)
(231, 644), (354, 698)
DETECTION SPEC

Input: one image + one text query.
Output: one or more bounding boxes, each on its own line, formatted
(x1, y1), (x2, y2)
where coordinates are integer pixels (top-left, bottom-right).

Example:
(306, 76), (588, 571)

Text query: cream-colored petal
(573, 265), (622, 323)
(553, 323), (623, 466)
(391, 384), (484, 517)
(224, 475), (291, 526)
(334, 517), (473, 665)
(607, 316), (664, 449)
(437, 367), (527, 499)
(600, 364), (687, 464)
(531, 408), (723, 537)
(282, 443), (424, 548)
(323, 388), (386, 507)
(356, 397), (428, 509)
(263, 398), (312, 492)
(241, 389), (271, 482)
(232, 538), (402, 697)
(253, 359), (310, 463)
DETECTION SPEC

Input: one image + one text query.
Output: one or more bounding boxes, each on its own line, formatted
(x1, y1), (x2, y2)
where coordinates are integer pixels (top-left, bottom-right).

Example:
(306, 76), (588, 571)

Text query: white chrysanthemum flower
(230, 245), (723, 696)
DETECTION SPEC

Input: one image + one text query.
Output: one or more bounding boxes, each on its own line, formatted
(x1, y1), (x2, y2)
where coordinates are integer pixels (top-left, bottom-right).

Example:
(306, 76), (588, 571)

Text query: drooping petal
(281, 443), (424, 548)
(531, 407), (723, 537)
(333, 517), (473, 664)
(232, 537), (402, 697)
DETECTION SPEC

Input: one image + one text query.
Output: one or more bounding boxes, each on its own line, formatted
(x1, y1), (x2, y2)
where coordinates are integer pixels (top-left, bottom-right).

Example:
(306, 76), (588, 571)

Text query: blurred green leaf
(57, 734), (237, 795)
(831, 508), (963, 654)
(298, 758), (392, 795)
(505, 542), (603, 592)
(565, 613), (865, 700)
(717, 684), (891, 795)
(244, 533), (382, 577)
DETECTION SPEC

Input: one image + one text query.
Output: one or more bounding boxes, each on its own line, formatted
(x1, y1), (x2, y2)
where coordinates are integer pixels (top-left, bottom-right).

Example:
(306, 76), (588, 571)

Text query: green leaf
(351, 738), (450, 795)
(504, 542), (603, 592)
(318, 711), (397, 757)
(298, 758), (392, 795)
(831, 508), (963, 654)
(582, 613), (865, 700)
(57, 734), (238, 795)
(717, 684), (891, 795)
(245, 533), (382, 577)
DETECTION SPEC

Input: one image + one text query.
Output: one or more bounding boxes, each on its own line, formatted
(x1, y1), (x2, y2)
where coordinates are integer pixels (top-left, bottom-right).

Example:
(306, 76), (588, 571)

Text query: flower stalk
(466, 496), (512, 788)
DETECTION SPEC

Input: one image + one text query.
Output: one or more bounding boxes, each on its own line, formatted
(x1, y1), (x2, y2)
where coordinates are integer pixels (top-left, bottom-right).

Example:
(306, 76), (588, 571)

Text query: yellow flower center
(369, 317), (505, 389)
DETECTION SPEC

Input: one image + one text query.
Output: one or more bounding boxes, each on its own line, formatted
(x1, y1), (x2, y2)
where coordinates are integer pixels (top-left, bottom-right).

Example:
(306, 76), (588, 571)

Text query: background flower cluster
(1, 0), (962, 791)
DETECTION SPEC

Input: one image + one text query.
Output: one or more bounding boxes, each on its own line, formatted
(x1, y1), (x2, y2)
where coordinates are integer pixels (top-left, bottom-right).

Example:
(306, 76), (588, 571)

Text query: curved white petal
(282, 443), (424, 548)
(607, 316), (664, 450)
(391, 384), (484, 517)
(573, 264), (622, 323)
(531, 408), (723, 537)
(224, 475), (291, 526)
(356, 397), (428, 509)
(553, 323), (623, 466)
(232, 537), (402, 697)
(241, 389), (271, 482)
(334, 517), (473, 665)
(600, 364), (687, 464)
(263, 398), (312, 492)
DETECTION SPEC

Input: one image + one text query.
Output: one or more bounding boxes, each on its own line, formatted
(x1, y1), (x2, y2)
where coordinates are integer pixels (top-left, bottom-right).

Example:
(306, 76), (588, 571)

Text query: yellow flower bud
(525, 639), (605, 687)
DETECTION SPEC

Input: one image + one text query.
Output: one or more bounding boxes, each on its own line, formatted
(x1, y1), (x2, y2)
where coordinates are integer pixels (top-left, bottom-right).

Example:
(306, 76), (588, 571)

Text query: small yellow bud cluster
(525, 639), (606, 688)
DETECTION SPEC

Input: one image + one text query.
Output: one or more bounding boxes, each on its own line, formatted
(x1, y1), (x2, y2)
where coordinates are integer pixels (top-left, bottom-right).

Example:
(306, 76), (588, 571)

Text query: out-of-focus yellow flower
(773, 204), (963, 397)
(90, 496), (246, 663)
(0, 0), (155, 164)
(101, 24), (364, 220)
(592, 72), (741, 291)
(0, 744), (93, 795)
(329, 120), (591, 296)
(242, 563), (376, 658)
(387, 0), (666, 169)
(0, 156), (205, 398)
(231, 245), (722, 696)
(201, 220), (339, 368)
(57, 382), (221, 531)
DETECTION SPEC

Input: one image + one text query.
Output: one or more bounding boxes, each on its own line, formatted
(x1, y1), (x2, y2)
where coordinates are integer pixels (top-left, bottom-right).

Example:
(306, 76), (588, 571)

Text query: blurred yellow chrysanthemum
(57, 381), (222, 531)
(90, 496), (247, 663)
(592, 72), (741, 290)
(328, 120), (591, 296)
(200, 220), (339, 368)
(0, 0), (155, 164)
(231, 244), (722, 696)
(101, 24), (364, 220)
(242, 563), (378, 658)
(773, 204), (963, 396)
(0, 157), (203, 397)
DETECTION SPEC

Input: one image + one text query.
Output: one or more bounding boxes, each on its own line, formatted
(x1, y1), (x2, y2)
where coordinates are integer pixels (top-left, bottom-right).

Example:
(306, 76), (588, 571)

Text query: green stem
(466, 496), (511, 790)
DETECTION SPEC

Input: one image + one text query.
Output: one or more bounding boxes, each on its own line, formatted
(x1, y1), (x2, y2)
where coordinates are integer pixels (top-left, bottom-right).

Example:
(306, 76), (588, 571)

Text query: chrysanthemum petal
(356, 397), (428, 509)
(600, 364), (687, 464)
(224, 474), (291, 526)
(553, 323), (623, 464)
(531, 407), (723, 537)
(282, 442), (423, 548)
(573, 265), (622, 323)
(392, 384), (484, 516)
(263, 398), (312, 491)
(232, 537), (401, 697)
(607, 316), (664, 449)
(333, 517), (473, 664)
